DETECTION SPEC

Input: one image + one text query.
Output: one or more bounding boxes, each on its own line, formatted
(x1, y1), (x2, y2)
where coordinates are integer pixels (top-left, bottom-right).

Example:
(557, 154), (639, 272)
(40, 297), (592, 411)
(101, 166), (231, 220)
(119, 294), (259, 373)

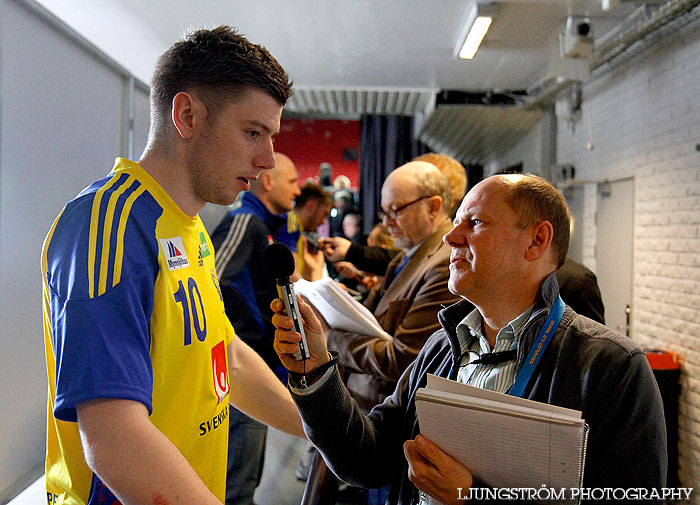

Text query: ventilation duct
(284, 87), (437, 117)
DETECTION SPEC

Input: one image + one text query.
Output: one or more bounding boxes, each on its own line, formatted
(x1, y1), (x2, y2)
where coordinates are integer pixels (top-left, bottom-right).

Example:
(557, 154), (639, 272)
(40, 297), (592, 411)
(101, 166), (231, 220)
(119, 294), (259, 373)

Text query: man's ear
(427, 195), (443, 217)
(304, 200), (319, 214)
(525, 221), (554, 261)
(171, 92), (207, 140)
(260, 172), (273, 192)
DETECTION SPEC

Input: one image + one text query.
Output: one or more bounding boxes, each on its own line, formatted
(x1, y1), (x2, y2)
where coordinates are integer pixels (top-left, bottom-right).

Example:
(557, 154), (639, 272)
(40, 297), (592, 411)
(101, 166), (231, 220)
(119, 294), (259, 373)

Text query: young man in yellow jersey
(42, 26), (303, 505)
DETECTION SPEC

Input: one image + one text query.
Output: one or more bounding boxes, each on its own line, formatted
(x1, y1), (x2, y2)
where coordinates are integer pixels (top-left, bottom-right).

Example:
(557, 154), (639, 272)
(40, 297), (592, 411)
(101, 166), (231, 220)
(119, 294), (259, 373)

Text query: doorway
(596, 178), (634, 336)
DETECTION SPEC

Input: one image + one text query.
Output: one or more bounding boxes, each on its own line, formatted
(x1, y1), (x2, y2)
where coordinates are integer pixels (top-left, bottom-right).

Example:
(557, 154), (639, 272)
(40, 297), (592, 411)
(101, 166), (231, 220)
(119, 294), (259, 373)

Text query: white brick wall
(556, 19), (700, 498)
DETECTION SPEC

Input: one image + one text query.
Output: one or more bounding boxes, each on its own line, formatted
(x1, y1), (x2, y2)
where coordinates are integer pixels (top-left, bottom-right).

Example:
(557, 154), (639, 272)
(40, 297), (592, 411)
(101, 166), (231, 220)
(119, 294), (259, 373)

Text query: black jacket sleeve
(210, 213), (280, 368)
(345, 243), (400, 276)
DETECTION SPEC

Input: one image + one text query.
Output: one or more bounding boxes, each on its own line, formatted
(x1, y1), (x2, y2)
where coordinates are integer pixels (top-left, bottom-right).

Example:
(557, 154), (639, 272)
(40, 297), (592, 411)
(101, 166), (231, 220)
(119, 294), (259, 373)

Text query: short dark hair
(504, 174), (570, 268)
(296, 183), (332, 208)
(149, 26), (293, 140)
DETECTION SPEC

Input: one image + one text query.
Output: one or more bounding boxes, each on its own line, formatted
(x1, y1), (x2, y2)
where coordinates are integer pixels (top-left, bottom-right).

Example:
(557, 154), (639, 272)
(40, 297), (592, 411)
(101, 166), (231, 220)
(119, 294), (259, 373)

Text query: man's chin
(393, 237), (413, 250)
(208, 191), (241, 207)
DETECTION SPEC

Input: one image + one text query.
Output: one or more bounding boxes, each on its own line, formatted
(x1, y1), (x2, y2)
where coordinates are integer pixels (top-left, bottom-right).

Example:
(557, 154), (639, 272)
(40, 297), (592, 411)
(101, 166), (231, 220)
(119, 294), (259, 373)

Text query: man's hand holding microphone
(265, 242), (332, 384)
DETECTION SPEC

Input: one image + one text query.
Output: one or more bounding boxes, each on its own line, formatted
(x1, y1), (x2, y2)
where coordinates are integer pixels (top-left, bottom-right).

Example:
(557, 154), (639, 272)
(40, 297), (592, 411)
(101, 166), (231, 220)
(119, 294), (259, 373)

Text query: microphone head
(264, 242), (296, 280)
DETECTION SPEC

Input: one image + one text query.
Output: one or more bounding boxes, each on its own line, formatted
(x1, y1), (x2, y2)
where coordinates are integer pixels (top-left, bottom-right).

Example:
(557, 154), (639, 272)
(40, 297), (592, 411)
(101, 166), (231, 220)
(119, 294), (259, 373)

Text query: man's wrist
(288, 351), (339, 388)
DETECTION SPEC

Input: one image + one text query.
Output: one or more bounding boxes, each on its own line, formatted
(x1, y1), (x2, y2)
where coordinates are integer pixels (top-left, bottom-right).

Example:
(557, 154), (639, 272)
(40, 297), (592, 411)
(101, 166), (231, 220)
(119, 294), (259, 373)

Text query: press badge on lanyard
(508, 295), (566, 398)
(416, 297), (566, 505)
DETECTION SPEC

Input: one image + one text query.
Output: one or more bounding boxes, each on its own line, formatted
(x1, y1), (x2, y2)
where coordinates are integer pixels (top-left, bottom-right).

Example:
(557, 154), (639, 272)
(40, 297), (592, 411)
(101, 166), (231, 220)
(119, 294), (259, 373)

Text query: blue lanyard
(508, 295), (566, 398)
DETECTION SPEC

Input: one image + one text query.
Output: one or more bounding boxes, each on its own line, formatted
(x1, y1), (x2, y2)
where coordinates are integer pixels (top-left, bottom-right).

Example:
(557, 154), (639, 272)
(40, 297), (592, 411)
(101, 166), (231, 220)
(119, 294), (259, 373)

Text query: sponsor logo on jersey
(198, 232), (211, 266)
(199, 232), (211, 258)
(159, 237), (190, 271)
(211, 340), (230, 404)
(199, 404), (229, 437)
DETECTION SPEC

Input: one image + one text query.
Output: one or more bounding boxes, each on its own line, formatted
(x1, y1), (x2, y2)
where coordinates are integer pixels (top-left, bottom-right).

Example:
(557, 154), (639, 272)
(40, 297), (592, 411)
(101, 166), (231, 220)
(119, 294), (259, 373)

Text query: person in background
(329, 189), (356, 237)
(315, 161), (461, 413)
(324, 152), (466, 275)
(334, 174), (352, 191)
(413, 152), (467, 218)
(334, 222), (392, 297)
(557, 257), (606, 324)
(332, 213), (367, 295)
(342, 213), (366, 244)
(42, 26), (304, 505)
(367, 222), (394, 249)
(319, 161), (333, 188)
(210, 152), (301, 505)
(272, 173), (666, 505)
(276, 182), (333, 281)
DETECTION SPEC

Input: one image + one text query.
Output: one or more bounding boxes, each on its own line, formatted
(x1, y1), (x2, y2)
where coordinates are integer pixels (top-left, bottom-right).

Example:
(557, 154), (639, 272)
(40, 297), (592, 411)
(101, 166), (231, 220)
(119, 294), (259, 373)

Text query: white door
(596, 178), (634, 336)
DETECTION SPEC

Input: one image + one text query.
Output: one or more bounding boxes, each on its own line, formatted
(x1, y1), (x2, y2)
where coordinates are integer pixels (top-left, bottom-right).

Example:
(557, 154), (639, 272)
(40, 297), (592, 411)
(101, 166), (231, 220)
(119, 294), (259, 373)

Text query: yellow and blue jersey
(42, 158), (234, 504)
(275, 210), (305, 271)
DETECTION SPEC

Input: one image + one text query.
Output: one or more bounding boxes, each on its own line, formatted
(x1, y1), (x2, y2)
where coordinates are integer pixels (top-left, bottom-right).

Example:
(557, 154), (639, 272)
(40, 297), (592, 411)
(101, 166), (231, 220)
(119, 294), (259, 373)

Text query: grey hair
(415, 167), (452, 215)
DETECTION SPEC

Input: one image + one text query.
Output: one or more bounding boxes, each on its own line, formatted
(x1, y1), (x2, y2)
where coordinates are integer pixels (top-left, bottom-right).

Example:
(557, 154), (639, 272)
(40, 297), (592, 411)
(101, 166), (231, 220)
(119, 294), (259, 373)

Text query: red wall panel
(273, 118), (360, 189)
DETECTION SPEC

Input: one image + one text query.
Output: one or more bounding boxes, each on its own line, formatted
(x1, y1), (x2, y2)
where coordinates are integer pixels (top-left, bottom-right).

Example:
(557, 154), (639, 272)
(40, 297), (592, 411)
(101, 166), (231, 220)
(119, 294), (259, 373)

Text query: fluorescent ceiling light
(454, 3), (498, 60)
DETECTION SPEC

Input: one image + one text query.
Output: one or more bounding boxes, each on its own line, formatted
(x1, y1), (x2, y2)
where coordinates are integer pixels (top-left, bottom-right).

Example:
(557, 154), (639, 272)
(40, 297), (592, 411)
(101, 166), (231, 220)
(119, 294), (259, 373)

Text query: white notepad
(415, 374), (588, 504)
(293, 278), (391, 340)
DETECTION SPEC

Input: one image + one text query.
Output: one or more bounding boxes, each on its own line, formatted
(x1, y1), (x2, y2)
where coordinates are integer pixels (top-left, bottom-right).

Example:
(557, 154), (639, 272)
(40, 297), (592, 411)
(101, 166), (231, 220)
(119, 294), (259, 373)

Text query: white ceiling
(33, 0), (649, 162)
(35, 0), (636, 91)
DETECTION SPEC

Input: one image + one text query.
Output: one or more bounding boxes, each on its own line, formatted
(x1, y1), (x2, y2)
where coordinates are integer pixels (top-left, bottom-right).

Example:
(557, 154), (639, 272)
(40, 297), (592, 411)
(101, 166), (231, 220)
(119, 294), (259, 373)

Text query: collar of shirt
(403, 239), (423, 259)
(457, 306), (534, 354)
(238, 191), (288, 231)
(454, 305), (535, 392)
(393, 239), (424, 278)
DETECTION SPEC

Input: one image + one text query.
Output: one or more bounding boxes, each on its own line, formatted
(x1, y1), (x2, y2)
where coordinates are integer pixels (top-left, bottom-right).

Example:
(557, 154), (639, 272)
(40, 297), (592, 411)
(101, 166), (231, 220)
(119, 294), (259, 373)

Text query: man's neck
(478, 287), (541, 349)
(481, 306), (532, 349)
(139, 151), (202, 217)
(408, 215), (448, 252)
(477, 269), (556, 348)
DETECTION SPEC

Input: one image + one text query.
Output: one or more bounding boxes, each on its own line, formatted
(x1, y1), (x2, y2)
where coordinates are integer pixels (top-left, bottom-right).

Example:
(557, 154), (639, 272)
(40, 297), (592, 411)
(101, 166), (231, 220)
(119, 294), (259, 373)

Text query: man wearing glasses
(319, 161), (461, 414)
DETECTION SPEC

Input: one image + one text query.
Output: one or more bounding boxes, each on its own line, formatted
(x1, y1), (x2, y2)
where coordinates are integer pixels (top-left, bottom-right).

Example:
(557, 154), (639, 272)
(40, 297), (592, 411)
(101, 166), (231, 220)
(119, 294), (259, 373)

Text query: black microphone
(264, 243), (310, 360)
(469, 350), (517, 366)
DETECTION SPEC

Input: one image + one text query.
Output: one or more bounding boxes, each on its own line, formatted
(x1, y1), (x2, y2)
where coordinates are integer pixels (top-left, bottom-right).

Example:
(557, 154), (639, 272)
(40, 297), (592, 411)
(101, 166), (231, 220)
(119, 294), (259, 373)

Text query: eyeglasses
(378, 195), (433, 221)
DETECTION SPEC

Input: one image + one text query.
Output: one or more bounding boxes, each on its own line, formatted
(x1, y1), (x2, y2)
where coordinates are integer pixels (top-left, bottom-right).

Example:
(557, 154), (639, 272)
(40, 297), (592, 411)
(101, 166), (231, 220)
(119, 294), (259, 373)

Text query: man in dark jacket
(210, 152), (301, 505)
(557, 257), (606, 324)
(272, 173), (666, 504)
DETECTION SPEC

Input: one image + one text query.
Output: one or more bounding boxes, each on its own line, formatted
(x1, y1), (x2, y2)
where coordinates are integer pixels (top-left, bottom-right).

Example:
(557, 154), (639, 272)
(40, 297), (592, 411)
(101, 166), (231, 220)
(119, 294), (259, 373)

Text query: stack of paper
(415, 375), (588, 503)
(294, 278), (391, 340)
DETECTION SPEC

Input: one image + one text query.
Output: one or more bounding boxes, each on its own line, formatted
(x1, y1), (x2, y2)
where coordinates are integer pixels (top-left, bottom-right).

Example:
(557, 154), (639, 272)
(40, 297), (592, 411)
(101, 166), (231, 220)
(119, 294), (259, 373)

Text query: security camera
(576, 21), (590, 37)
(559, 16), (593, 59)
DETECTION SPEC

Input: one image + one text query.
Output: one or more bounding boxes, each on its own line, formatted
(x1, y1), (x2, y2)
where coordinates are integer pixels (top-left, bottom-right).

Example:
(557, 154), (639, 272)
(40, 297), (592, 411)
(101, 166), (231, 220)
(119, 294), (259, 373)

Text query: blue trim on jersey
(92, 174), (116, 290)
(105, 177), (143, 289)
(48, 175), (163, 422)
(89, 474), (119, 505)
(77, 173), (113, 199)
(274, 225), (299, 252)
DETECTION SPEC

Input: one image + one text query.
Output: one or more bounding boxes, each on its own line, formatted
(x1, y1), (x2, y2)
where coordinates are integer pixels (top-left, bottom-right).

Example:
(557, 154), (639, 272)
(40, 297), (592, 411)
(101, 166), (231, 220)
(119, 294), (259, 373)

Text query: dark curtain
(466, 164), (484, 194)
(359, 115), (427, 234)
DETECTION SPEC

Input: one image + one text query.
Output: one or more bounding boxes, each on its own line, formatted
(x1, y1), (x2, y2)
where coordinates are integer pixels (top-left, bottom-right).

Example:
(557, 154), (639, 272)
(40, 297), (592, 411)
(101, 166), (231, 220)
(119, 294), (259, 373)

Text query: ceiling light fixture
(453, 2), (498, 60)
